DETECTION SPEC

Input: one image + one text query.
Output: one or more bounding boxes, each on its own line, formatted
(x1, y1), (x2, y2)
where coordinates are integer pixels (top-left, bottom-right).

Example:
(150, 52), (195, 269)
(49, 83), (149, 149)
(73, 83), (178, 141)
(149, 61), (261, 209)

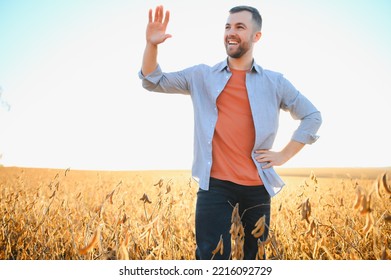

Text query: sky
(0, 0), (390, 170)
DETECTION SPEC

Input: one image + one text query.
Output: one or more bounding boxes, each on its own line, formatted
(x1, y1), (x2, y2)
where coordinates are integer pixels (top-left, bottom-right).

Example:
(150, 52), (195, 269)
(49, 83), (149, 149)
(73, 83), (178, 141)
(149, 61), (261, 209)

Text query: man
(139, 5), (322, 260)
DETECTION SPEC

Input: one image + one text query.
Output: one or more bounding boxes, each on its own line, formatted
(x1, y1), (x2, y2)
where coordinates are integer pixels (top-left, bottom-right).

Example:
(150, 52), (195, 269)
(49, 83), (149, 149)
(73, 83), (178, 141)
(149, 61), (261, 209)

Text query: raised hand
(146, 5), (172, 46)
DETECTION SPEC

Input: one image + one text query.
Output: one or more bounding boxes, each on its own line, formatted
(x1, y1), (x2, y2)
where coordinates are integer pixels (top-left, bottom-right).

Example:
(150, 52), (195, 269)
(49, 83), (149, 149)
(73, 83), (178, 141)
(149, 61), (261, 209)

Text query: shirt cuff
(292, 130), (320, 145)
(138, 65), (163, 84)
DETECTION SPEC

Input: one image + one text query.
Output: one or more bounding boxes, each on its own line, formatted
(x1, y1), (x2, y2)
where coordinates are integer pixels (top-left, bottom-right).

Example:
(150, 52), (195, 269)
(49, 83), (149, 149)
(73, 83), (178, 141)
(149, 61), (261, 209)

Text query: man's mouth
(227, 39), (239, 46)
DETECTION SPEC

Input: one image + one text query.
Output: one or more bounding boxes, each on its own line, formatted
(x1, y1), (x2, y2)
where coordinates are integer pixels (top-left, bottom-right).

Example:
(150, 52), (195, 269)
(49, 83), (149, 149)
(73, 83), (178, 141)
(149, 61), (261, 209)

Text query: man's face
(224, 11), (258, 59)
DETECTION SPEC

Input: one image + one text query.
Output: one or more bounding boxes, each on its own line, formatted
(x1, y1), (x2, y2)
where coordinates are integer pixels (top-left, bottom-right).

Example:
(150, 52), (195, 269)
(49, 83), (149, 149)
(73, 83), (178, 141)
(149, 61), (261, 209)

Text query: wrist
(146, 41), (158, 48)
(281, 141), (305, 162)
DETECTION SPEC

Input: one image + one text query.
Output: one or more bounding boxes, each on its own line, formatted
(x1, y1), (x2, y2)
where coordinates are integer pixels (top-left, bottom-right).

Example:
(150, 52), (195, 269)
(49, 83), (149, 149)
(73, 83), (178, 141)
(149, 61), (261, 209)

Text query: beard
(225, 40), (251, 59)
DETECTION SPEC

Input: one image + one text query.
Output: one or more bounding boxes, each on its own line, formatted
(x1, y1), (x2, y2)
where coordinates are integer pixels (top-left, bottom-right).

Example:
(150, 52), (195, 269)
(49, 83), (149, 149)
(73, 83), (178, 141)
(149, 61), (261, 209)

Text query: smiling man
(139, 5), (322, 260)
(224, 6), (262, 60)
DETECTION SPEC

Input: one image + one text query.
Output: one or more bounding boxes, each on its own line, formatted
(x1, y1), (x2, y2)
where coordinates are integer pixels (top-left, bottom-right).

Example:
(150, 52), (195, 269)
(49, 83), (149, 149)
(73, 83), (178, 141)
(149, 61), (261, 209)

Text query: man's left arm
(256, 75), (322, 168)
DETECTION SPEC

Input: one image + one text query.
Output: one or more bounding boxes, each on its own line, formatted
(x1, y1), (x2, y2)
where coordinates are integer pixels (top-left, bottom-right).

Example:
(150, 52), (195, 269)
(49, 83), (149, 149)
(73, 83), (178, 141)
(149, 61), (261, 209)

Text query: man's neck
(227, 56), (253, 71)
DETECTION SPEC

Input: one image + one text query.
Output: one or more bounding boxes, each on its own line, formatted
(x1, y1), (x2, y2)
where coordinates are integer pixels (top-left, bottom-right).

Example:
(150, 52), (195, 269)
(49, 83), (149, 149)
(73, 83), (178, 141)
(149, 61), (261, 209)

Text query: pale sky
(1, 0), (390, 170)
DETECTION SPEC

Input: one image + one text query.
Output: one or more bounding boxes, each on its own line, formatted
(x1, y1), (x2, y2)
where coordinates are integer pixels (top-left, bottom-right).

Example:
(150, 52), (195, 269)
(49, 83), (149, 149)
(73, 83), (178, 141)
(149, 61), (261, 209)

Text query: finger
(255, 152), (269, 159)
(255, 154), (268, 162)
(255, 150), (268, 154)
(148, 9), (152, 23)
(163, 10), (170, 27)
(157, 5), (164, 23)
(154, 6), (159, 22)
(154, 6), (161, 22)
(262, 162), (273, 169)
(262, 160), (274, 169)
(162, 34), (172, 42)
(256, 158), (268, 163)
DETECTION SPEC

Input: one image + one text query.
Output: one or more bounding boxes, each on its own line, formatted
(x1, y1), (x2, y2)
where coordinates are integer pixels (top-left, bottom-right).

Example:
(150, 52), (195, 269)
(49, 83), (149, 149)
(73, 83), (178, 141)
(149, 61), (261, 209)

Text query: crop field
(0, 166), (390, 260)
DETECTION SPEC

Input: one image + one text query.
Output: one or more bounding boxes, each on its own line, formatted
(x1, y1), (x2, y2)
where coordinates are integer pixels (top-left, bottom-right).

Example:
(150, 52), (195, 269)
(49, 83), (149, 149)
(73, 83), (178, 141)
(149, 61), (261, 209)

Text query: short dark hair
(229, 6), (262, 31)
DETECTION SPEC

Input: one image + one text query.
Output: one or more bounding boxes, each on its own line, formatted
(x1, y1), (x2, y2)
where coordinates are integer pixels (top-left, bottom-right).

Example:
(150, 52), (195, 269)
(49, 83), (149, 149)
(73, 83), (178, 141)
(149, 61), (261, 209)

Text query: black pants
(195, 177), (271, 260)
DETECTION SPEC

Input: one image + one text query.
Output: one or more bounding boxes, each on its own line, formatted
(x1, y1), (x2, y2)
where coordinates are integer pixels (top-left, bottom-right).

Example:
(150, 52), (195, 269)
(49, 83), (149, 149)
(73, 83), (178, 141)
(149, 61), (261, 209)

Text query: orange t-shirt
(210, 69), (263, 186)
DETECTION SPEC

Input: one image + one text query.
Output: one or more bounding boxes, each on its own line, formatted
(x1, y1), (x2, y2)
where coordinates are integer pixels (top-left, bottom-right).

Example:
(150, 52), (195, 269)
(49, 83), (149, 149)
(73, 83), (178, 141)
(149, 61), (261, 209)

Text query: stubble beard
(225, 41), (251, 59)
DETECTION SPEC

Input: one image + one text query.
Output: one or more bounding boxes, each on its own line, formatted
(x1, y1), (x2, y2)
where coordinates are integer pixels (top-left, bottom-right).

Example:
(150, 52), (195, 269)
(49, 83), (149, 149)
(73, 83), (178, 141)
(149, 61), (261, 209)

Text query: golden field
(0, 166), (390, 260)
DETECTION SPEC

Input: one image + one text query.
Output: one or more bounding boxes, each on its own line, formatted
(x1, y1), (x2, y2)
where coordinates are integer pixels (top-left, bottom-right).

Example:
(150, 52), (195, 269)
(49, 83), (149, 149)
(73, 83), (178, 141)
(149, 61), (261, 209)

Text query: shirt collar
(212, 58), (263, 74)
(251, 61), (263, 73)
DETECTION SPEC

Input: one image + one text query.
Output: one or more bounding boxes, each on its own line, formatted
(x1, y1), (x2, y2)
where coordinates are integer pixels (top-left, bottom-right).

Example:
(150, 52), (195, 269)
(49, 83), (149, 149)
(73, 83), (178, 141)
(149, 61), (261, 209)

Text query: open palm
(146, 6), (171, 45)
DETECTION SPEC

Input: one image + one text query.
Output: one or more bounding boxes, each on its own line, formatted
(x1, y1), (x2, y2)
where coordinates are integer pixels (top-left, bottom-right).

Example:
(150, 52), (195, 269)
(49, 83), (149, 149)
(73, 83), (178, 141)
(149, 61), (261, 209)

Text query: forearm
(141, 42), (158, 77)
(280, 140), (305, 162)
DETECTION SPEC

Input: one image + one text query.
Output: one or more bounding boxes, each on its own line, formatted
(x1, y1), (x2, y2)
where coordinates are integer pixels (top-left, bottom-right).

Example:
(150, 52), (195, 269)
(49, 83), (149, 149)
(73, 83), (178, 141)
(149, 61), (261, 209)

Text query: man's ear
(253, 31), (262, 42)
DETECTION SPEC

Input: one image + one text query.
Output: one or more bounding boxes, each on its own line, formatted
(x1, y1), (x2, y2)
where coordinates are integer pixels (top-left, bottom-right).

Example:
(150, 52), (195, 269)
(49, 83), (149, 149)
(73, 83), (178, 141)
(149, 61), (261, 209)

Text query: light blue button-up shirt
(138, 59), (322, 196)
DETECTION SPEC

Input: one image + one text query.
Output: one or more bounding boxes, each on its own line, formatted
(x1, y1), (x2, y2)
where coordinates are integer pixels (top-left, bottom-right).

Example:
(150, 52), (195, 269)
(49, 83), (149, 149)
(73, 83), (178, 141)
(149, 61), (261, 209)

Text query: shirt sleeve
(278, 75), (322, 145)
(138, 64), (192, 95)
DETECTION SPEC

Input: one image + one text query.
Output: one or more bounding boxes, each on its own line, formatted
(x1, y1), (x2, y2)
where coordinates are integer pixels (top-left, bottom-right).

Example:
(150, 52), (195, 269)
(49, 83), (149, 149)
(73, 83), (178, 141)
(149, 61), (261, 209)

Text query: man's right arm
(141, 6), (171, 77)
(139, 6), (193, 95)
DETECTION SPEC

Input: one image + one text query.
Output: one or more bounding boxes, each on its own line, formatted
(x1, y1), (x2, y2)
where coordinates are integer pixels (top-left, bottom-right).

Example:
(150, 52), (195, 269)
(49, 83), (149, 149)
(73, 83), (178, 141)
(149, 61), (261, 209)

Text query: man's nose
(226, 28), (236, 36)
